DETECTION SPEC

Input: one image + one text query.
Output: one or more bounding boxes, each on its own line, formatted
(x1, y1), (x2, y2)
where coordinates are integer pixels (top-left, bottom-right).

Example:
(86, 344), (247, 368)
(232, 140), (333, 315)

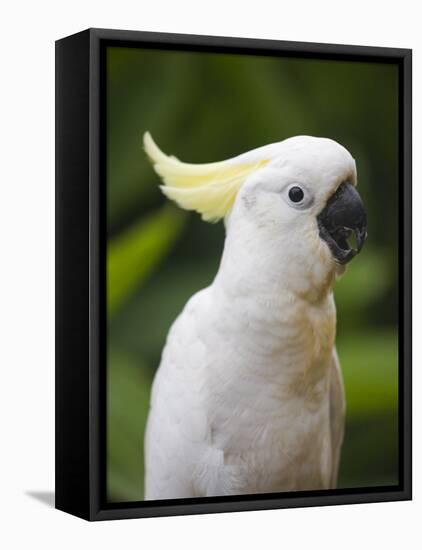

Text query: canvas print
(106, 46), (399, 503)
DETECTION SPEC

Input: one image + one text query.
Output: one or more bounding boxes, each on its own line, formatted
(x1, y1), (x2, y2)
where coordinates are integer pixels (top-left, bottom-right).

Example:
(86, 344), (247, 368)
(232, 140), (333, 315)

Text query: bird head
(144, 133), (367, 296)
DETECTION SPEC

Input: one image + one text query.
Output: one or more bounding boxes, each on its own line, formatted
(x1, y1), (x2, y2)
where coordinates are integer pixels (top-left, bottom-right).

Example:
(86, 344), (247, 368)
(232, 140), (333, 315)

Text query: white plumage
(143, 135), (362, 499)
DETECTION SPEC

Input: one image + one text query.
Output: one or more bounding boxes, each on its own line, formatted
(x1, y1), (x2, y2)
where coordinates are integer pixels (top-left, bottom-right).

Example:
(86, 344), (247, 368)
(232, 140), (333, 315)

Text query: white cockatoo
(143, 132), (367, 499)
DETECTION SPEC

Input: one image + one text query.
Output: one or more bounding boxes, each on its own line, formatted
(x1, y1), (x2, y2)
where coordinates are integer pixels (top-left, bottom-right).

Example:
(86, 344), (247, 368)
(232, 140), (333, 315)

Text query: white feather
(144, 136), (354, 498)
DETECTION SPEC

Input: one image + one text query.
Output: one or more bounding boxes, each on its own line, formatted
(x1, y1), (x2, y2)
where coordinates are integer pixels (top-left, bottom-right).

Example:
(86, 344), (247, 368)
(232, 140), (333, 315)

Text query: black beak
(317, 181), (367, 265)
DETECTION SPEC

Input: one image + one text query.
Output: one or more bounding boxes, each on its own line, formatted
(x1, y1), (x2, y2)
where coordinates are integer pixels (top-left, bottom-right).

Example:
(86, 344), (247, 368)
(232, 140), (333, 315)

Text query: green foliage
(106, 46), (399, 501)
(107, 348), (152, 501)
(339, 331), (398, 420)
(107, 205), (186, 316)
(335, 247), (392, 319)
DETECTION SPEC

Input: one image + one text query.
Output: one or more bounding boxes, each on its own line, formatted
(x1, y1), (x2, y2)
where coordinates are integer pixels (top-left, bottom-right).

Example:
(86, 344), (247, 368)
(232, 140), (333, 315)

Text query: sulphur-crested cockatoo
(143, 133), (367, 499)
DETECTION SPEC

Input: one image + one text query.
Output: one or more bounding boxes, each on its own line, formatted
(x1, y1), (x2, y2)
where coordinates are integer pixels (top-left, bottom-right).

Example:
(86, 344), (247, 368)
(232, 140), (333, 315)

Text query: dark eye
(288, 186), (304, 203)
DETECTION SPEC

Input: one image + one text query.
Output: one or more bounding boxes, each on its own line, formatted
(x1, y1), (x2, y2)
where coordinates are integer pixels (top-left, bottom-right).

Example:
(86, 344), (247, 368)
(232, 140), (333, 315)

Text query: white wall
(0, 1), (419, 548)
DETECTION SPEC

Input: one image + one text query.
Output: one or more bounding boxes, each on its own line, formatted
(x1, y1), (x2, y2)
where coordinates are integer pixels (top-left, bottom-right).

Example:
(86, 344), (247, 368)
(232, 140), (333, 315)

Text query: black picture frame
(55, 28), (412, 521)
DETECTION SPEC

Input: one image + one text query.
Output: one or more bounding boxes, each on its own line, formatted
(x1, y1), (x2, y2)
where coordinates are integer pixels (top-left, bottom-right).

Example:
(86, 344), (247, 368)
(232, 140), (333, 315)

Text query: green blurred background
(106, 46), (399, 502)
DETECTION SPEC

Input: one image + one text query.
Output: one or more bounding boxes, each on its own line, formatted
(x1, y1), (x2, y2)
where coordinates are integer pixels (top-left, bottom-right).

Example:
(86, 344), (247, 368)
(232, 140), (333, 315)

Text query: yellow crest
(143, 132), (268, 222)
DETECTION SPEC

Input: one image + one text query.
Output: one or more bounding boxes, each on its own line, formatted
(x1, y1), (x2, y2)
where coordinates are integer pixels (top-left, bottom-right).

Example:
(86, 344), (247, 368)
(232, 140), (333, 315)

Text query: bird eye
(288, 186), (305, 203)
(284, 184), (313, 210)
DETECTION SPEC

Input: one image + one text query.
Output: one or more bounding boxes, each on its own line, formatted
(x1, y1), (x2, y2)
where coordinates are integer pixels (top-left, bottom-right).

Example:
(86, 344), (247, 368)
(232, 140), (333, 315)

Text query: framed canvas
(55, 28), (412, 521)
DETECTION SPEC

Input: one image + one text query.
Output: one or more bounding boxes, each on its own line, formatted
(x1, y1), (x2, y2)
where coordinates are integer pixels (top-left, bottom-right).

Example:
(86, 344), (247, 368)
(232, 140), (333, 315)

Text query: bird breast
(195, 285), (336, 444)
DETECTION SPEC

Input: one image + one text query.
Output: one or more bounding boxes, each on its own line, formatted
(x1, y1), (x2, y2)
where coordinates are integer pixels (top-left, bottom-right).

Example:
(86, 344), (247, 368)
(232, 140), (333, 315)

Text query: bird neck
(214, 222), (338, 305)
